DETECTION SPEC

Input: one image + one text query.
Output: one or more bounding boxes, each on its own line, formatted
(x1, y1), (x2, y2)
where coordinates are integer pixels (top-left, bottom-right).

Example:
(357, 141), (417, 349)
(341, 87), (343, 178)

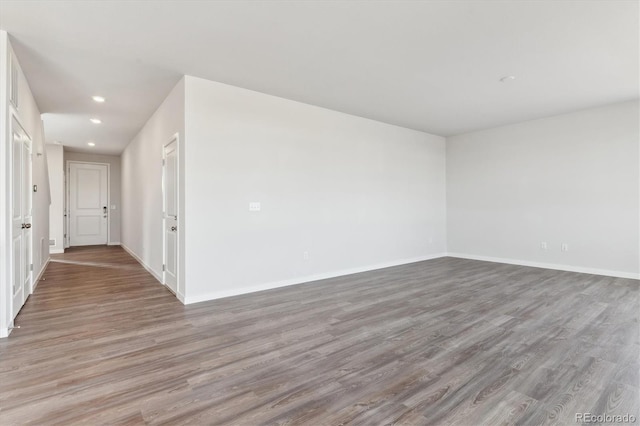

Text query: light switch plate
(249, 202), (261, 212)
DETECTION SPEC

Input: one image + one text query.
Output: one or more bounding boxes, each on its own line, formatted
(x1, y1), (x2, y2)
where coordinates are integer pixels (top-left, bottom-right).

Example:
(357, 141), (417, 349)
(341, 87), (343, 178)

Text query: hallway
(0, 246), (185, 424)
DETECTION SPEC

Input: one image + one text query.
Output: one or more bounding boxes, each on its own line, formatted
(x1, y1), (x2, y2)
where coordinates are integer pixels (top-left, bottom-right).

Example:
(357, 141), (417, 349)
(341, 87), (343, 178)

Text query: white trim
(120, 242), (163, 283)
(50, 248), (64, 254)
(183, 251), (638, 305)
(0, 325), (10, 338)
(446, 253), (639, 280)
(162, 133), (180, 294)
(0, 30), (9, 340)
(107, 242), (121, 246)
(176, 291), (185, 303)
(8, 111), (33, 323)
(65, 160), (110, 246)
(183, 253), (448, 305)
(31, 257), (49, 292)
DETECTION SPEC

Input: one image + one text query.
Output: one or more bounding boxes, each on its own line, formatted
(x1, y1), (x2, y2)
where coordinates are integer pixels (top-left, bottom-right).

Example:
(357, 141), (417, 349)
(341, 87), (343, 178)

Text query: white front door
(68, 162), (108, 246)
(163, 138), (178, 294)
(11, 116), (32, 318)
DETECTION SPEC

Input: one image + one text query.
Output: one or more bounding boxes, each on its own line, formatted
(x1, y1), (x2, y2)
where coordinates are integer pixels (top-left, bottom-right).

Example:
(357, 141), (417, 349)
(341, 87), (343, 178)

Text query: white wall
(0, 31), (9, 337)
(31, 118), (50, 283)
(0, 32), (50, 336)
(64, 151), (122, 245)
(121, 78), (185, 295)
(183, 76), (447, 303)
(46, 144), (64, 253)
(446, 101), (640, 278)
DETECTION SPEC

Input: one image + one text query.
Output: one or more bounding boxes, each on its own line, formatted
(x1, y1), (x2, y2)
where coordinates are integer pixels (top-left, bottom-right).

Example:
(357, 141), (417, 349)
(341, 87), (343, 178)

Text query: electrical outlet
(540, 241), (548, 250)
(561, 243), (569, 252)
(303, 251), (309, 260)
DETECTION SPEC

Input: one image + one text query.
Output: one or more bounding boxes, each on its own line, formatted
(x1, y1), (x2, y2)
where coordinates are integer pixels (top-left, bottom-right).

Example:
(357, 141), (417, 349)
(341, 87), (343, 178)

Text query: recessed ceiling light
(87, 142), (96, 147)
(90, 118), (102, 124)
(92, 95), (106, 103)
(500, 75), (516, 83)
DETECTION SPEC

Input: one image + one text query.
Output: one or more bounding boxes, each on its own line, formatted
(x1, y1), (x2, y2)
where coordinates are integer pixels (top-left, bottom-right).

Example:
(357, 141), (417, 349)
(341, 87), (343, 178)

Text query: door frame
(8, 110), (33, 321)
(65, 161), (111, 247)
(162, 133), (179, 294)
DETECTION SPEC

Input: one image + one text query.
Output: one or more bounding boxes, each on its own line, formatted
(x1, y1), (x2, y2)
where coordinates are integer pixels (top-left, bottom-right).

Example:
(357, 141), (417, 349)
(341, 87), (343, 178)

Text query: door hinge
(30, 264), (33, 271)
(162, 159), (165, 166)
(162, 264), (165, 272)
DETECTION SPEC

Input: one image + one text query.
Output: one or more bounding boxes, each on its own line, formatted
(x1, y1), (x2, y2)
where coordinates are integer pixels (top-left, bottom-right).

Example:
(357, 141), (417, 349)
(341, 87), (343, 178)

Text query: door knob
(24, 223), (31, 229)
(170, 226), (177, 231)
(21, 223), (26, 229)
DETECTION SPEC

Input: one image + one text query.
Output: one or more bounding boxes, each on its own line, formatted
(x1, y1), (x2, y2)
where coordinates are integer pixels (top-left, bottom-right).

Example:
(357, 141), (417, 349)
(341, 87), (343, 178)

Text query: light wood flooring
(0, 246), (638, 425)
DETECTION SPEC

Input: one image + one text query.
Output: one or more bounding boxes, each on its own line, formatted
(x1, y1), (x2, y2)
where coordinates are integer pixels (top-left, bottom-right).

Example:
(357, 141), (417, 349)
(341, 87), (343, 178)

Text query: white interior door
(163, 138), (178, 294)
(69, 162), (108, 246)
(11, 116), (32, 318)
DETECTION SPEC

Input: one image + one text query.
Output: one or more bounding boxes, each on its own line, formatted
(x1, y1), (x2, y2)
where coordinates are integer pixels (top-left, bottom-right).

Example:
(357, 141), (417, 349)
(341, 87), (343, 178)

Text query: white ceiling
(1, 0), (638, 155)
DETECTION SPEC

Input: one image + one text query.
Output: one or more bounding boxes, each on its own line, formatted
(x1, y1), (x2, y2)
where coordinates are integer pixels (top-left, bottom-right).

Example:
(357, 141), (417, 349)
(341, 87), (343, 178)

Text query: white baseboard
(120, 243), (163, 283)
(177, 291), (186, 303)
(183, 252), (448, 305)
(50, 248), (64, 254)
(446, 253), (639, 280)
(31, 257), (50, 292)
(108, 242), (121, 246)
(0, 260), (49, 340)
(184, 251), (638, 305)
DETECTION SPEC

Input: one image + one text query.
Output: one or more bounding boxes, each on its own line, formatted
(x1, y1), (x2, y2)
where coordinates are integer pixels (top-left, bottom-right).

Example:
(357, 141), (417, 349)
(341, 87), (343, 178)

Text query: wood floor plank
(0, 246), (638, 425)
